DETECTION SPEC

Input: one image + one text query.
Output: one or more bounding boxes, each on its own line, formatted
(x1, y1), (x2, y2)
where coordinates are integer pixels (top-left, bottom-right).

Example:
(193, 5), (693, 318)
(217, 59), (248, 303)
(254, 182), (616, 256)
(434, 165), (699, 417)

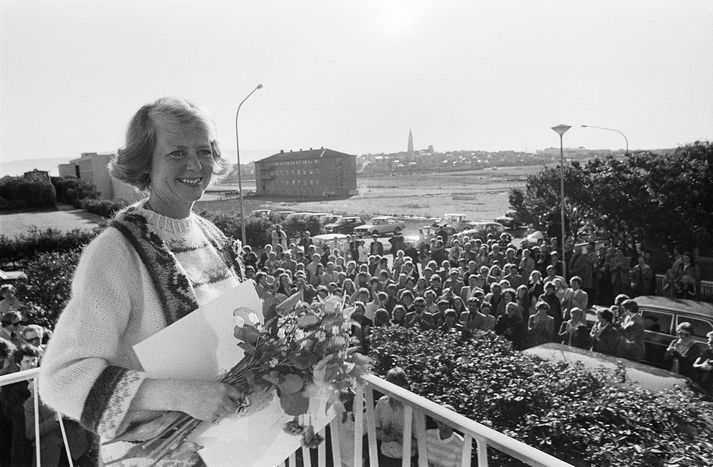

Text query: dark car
(324, 216), (365, 234)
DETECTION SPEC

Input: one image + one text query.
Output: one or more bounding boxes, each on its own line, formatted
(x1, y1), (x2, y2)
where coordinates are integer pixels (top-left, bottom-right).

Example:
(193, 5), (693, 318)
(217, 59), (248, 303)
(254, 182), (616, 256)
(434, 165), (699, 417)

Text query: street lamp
(581, 124), (629, 155)
(235, 84), (263, 245)
(551, 124), (571, 278)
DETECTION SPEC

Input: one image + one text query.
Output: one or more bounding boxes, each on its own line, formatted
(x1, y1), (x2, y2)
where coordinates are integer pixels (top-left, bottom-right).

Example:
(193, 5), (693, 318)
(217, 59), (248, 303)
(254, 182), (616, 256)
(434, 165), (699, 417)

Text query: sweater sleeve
(39, 228), (148, 439)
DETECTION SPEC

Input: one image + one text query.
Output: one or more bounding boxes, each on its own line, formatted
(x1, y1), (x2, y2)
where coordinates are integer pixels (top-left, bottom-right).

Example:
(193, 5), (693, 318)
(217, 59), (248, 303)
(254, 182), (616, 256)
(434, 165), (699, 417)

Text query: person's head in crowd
(268, 251), (277, 261)
(490, 282), (502, 295)
(369, 277), (380, 291)
(356, 272), (369, 287)
(449, 269), (460, 280)
(351, 301), (366, 320)
(385, 367), (409, 390)
(416, 295), (429, 310)
(545, 265), (555, 277)
(529, 270), (542, 283)
(437, 299), (450, 313)
(379, 257), (389, 269)
(374, 308), (390, 327)
(467, 297), (480, 312)
(14, 343), (40, 371)
(254, 271), (267, 287)
(392, 305), (407, 324)
(0, 337), (16, 368)
(505, 302), (520, 319)
(333, 288), (344, 298)
(22, 325), (43, 347)
(502, 288), (516, 304)
(311, 253), (321, 263)
(346, 260), (357, 272)
(570, 307), (585, 324)
(416, 277), (428, 291)
(377, 291), (388, 305)
(386, 284), (398, 297)
(569, 276), (582, 289)
(452, 296), (466, 313)
(327, 282), (338, 294)
(315, 263), (324, 275)
(535, 301), (550, 315)
(516, 284), (528, 300)
(337, 271), (347, 282)
(316, 285), (329, 300)
(499, 279), (511, 289)
(615, 294), (630, 307)
(295, 262), (305, 272)
(294, 273), (307, 289)
(307, 244), (316, 255)
(423, 268), (434, 282)
(480, 301), (493, 315)
(597, 307), (613, 325)
(436, 239), (444, 248)
(397, 274), (408, 288)
(488, 265), (501, 278)
(356, 287), (370, 303)
(429, 275), (442, 289)
(621, 299), (639, 315)
(368, 255), (378, 266)
(491, 244), (500, 252)
(544, 281), (556, 295)
(244, 265), (255, 279)
(326, 261), (335, 272)
(343, 278), (356, 295)
(400, 290), (414, 307)
(443, 308), (457, 327)
(1, 310), (22, 331)
(358, 263), (369, 273)
(522, 249), (531, 259)
(275, 244), (285, 256)
(378, 270), (391, 283)
(283, 250), (292, 260)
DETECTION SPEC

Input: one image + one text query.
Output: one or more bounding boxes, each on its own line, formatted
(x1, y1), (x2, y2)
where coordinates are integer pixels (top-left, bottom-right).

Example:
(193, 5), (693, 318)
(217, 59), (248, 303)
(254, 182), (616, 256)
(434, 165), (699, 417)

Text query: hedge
(52, 177), (100, 206)
(0, 227), (99, 264)
(0, 177), (56, 209)
(369, 326), (713, 466)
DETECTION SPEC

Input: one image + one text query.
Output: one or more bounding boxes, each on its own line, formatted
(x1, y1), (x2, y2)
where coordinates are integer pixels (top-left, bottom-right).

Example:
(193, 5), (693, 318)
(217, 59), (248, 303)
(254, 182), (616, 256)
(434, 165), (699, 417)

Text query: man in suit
(404, 297), (436, 330)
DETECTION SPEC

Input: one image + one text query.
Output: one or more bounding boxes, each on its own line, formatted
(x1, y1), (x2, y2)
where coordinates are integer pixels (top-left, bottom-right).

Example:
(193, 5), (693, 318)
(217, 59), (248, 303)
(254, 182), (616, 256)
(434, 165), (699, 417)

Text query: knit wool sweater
(39, 201), (241, 444)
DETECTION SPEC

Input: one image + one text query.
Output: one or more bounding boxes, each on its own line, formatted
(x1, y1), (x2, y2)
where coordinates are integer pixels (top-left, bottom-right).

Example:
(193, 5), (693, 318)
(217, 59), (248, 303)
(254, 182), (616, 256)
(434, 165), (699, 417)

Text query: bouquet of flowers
(114, 291), (370, 464)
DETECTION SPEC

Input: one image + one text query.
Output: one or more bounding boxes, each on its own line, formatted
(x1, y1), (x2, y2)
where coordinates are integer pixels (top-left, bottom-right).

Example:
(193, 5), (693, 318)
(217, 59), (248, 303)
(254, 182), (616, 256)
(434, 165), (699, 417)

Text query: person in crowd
(391, 305), (407, 327)
(630, 256), (654, 297)
(693, 331), (713, 394)
(519, 249), (535, 282)
(617, 299), (645, 362)
(271, 224), (288, 250)
(495, 302), (527, 350)
(664, 322), (699, 377)
(38, 98), (246, 465)
(539, 282), (563, 339)
(609, 248), (630, 297)
(558, 307), (590, 349)
(502, 264), (524, 289)
(515, 284), (532, 319)
(527, 301), (555, 347)
(527, 270), (545, 303)
(424, 404), (464, 467)
(0, 337), (17, 466)
(404, 298), (435, 330)
(373, 308), (391, 327)
(242, 245), (258, 270)
(20, 325), (45, 354)
(661, 268), (677, 298)
(470, 301), (497, 333)
(370, 235), (384, 256)
(562, 276), (588, 321)
(0, 285), (22, 315)
(374, 367), (418, 466)
(0, 311), (24, 347)
(439, 309), (467, 337)
(350, 302), (373, 354)
(2, 344), (40, 466)
(590, 308), (619, 356)
(485, 282), (505, 318)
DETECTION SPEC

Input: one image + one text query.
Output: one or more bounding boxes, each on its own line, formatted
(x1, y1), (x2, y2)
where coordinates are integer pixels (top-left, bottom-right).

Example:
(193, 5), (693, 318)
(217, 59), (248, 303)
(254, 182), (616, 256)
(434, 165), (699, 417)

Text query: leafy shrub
(14, 248), (82, 328)
(281, 214), (324, 240)
(198, 210), (274, 250)
(79, 198), (128, 218)
(52, 177), (100, 206)
(0, 177), (56, 209)
(369, 326), (713, 466)
(0, 227), (99, 264)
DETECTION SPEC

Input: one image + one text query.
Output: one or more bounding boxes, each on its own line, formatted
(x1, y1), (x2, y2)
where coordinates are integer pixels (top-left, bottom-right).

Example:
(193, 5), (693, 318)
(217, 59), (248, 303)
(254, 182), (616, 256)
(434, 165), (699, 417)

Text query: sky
(1, 0), (712, 166)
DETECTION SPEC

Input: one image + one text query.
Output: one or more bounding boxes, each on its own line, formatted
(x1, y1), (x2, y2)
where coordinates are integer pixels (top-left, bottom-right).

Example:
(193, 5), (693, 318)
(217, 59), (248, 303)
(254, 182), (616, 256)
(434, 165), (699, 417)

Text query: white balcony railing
(2, 369), (572, 467)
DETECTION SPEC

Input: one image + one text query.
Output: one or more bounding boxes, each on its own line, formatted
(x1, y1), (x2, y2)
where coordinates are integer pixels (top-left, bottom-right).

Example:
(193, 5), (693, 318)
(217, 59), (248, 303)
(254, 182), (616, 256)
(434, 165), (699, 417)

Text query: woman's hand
(175, 381), (245, 421)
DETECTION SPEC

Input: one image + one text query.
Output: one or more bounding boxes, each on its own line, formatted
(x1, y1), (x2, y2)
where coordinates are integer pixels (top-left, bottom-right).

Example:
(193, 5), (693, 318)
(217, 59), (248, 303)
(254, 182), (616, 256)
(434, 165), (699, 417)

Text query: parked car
(427, 213), (471, 235)
(525, 343), (705, 395)
(324, 216), (365, 234)
(632, 296), (713, 370)
(524, 230), (545, 244)
(311, 233), (349, 249)
(459, 221), (506, 241)
(494, 210), (521, 229)
(354, 216), (405, 237)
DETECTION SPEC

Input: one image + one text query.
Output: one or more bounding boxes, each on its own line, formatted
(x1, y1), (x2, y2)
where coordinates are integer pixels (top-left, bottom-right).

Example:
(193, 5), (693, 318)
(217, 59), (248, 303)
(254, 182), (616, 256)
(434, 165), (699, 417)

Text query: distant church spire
(407, 130), (414, 154)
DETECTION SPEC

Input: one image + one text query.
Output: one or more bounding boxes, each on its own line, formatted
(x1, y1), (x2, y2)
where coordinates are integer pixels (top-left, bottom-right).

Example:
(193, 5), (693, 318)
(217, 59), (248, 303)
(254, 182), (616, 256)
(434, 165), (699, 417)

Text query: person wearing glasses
(0, 311), (24, 347)
(20, 325), (45, 354)
(664, 322), (699, 377)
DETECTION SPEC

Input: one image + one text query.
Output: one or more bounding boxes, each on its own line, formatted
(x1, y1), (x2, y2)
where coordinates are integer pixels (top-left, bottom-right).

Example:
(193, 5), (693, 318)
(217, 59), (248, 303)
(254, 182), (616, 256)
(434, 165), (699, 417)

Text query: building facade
(254, 148), (357, 198)
(58, 152), (142, 202)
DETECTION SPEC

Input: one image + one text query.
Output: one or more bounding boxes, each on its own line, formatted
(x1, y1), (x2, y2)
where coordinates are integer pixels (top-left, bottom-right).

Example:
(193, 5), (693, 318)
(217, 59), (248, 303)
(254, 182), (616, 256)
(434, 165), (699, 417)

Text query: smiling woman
(39, 97), (248, 465)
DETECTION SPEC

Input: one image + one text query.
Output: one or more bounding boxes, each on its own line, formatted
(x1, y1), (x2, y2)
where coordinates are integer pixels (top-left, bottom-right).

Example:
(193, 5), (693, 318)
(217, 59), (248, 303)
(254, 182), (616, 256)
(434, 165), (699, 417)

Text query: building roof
(256, 148), (354, 164)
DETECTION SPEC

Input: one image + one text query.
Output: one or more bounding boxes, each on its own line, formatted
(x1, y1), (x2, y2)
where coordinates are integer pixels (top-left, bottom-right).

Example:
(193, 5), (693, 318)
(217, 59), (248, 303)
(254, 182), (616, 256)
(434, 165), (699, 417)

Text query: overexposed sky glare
(1, 0), (712, 163)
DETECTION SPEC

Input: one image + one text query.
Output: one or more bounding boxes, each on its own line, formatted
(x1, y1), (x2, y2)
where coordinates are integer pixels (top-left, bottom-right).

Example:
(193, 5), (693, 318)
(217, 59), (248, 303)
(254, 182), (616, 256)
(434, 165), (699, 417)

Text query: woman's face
(149, 123), (214, 216)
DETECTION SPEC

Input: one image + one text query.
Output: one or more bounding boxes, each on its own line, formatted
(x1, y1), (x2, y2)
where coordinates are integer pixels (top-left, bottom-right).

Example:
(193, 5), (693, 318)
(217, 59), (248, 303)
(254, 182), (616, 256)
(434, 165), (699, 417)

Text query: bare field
(200, 165), (536, 221)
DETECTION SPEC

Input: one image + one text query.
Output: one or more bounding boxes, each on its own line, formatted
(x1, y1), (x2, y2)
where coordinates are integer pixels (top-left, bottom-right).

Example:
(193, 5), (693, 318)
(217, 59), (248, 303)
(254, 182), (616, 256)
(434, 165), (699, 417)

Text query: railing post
(329, 418), (342, 467)
(364, 384), (379, 467)
(461, 434), (473, 467)
(475, 435), (489, 467)
(317, 426), (326, 467)
(402, 405), (413, 467)
(33, 379), (41, 467)
(57, 413), (75, 467)
(353, 382), (365, 466)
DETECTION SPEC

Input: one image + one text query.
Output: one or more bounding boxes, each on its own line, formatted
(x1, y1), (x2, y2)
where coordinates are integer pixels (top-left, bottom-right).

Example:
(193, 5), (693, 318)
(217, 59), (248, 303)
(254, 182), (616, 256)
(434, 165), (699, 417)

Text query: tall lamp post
(551, 124), (571, 279)
(235, 84), (263, 245)
(581, 124), (629, 155)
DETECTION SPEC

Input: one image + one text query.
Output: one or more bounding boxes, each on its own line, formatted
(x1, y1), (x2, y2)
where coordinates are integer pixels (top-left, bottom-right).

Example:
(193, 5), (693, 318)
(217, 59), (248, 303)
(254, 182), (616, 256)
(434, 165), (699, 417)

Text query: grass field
(200, 165), (536, 222)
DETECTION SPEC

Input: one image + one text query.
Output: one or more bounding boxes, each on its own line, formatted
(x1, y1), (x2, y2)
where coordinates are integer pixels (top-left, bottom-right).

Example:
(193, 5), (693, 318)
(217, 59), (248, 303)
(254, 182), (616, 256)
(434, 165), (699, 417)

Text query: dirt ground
(200, 165), (534, 221)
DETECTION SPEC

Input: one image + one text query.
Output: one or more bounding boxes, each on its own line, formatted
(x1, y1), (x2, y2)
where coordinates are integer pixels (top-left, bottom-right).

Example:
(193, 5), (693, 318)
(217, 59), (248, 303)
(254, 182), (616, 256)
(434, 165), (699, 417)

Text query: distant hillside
(0, 158), (68, 177)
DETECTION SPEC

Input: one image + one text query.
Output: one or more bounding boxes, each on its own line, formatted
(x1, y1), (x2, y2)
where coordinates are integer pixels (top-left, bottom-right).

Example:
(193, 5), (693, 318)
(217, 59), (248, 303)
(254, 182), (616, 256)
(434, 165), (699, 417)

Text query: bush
(52, 177), (100, 206)
(79, 198), (128, 218)
(14, 248), (82, 328)
(198, 210), (274, 250)
(281, 214), (324, 240)
(0, 227), (99, 264)
(369, 327), (713, 466)
(0, 177), (56, 209)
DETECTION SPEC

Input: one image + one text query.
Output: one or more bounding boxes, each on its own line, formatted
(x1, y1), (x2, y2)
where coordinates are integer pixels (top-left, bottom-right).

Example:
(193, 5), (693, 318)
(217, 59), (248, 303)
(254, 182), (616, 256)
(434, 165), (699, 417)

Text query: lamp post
(581, 124), (629, 155)
(235, 84), (263, 245)
(551, 124), (571, 279)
